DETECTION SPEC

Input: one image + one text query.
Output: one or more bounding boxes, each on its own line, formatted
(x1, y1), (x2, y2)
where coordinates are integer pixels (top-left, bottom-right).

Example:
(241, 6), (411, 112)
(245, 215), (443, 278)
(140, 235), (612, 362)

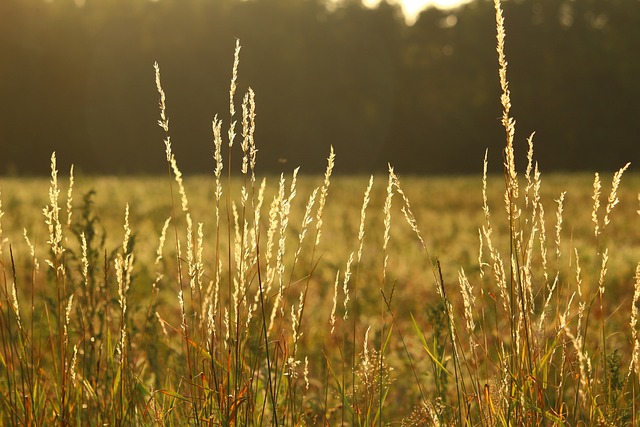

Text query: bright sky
(363, 0), (470, 24)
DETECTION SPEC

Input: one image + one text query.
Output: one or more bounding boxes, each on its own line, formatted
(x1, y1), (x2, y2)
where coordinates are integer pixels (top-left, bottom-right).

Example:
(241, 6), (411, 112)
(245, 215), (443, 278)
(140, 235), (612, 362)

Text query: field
(2, 167), (640, 426)
(3, 172), (640, 296)
(2, 1), (640, 425)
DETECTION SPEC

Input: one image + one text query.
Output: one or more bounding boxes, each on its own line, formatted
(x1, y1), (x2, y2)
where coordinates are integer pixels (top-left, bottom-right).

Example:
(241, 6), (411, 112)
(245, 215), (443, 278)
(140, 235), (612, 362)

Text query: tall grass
(1, 1), (640, 425)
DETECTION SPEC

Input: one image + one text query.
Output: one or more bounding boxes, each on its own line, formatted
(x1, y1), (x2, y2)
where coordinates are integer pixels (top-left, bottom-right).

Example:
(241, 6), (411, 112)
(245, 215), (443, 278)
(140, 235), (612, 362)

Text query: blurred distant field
(3, 172), (640, 299)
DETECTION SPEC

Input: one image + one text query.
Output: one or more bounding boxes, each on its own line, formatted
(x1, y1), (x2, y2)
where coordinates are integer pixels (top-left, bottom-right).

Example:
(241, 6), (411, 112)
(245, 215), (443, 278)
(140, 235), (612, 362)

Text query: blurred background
(1, 0), (638, 176)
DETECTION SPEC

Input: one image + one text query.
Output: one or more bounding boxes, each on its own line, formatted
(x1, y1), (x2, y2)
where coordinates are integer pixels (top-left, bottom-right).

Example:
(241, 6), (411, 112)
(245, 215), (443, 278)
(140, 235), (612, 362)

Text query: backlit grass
(1, 1), (640, 425)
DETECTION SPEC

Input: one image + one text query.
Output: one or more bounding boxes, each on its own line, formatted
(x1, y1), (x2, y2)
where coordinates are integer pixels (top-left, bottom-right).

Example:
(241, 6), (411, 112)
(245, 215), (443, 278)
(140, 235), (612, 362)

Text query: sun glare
(361, 0), (468, 24)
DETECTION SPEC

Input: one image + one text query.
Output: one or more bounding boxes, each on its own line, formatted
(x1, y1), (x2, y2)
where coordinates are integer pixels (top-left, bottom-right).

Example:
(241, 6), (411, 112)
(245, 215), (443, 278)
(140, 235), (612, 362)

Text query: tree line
(1, 0), (638, 175)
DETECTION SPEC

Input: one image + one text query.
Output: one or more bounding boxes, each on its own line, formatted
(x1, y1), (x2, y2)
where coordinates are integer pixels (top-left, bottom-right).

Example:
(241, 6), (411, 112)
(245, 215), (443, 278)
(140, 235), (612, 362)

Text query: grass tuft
(1, 1), (639, 425)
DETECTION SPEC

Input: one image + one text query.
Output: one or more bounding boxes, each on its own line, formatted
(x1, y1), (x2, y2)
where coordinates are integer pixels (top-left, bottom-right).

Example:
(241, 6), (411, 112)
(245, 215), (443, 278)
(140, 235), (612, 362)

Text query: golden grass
(2, 1), (640, 425)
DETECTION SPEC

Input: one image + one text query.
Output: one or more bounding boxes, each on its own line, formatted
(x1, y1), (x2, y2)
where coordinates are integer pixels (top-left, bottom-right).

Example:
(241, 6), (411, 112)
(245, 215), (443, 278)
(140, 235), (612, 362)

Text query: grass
(2, 1), (640, 425)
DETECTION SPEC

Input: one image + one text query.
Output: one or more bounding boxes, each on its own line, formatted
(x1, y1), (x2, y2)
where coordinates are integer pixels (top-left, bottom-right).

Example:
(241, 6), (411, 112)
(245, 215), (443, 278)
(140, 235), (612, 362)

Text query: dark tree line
(1, 0), (639, 175)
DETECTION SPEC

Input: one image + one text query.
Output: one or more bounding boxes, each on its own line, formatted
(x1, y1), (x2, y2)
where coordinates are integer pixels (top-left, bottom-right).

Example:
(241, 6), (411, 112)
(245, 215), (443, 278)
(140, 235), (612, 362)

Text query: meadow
(2, 1), (640, 425)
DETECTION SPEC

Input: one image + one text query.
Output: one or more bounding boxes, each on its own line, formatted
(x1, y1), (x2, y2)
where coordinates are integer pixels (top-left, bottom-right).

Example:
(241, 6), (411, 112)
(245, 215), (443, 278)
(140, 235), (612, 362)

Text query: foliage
(2, 1), (640, 425)
(1, 0), (639, 174)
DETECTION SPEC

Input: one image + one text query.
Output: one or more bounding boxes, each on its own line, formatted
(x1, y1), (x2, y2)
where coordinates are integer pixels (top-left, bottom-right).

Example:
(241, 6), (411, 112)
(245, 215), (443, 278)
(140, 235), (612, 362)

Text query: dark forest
(1, 0), (638, 175)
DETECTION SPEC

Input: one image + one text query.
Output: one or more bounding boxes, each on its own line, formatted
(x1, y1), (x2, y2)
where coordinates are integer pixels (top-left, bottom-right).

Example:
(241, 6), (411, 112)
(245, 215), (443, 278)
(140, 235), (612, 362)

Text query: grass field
(3, 172), (640, 299)
(2, 1), (640, 425)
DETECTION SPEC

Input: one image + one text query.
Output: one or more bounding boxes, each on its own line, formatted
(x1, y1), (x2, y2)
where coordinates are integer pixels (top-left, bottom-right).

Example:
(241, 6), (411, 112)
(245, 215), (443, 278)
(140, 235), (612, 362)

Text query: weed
(1, 1), (640, 425)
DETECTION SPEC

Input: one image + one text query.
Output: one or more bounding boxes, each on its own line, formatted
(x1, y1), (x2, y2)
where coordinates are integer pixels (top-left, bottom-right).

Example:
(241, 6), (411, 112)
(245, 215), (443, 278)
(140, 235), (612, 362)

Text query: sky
(362, 0), (470, 24)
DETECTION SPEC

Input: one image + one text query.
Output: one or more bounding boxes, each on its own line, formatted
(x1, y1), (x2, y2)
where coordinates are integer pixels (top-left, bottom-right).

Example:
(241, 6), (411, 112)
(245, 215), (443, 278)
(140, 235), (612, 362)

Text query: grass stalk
(1, 5), (639, 424)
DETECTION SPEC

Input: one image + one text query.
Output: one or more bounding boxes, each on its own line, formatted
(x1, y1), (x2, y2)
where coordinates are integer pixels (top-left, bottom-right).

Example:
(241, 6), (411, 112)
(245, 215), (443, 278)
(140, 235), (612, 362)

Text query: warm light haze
(363, 0), (470, 24)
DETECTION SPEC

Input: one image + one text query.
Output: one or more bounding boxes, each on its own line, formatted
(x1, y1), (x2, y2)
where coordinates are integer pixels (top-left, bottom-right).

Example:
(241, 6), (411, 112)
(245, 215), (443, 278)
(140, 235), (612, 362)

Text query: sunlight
(362, 0), (469, 24)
